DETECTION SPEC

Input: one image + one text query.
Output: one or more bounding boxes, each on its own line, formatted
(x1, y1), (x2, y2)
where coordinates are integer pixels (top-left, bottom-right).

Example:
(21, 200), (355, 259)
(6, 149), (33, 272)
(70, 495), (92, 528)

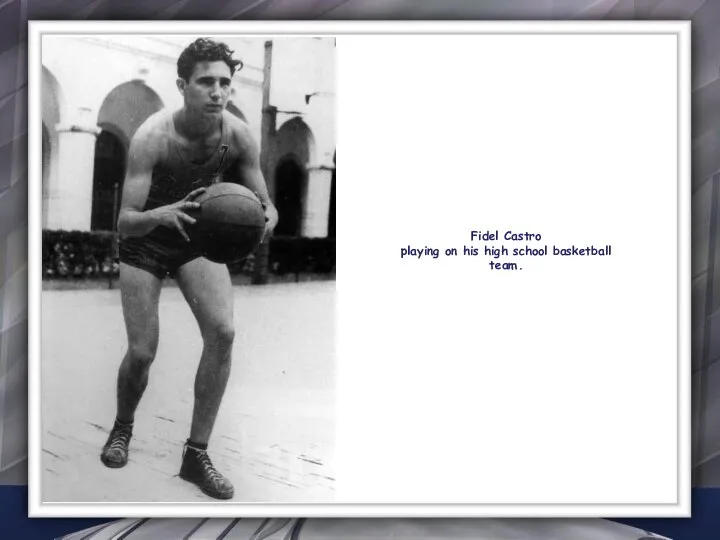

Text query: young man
(100, 38), (278, 500)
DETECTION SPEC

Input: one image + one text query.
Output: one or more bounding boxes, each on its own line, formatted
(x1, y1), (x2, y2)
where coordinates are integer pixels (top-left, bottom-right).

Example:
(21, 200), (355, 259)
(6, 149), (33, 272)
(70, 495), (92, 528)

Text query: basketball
(190, 182), (266, 264)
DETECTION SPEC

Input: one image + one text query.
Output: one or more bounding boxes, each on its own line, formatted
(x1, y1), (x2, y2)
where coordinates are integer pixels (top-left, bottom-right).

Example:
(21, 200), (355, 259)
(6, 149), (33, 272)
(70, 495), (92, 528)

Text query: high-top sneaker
(100, 420), (133, 468)
(179, 443), (234, 500)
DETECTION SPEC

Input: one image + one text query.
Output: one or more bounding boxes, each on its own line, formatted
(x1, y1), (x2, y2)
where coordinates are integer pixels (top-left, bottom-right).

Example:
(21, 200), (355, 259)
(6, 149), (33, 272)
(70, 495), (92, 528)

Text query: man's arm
(118, 122), (204, 242)
(230, 120), (279, 238)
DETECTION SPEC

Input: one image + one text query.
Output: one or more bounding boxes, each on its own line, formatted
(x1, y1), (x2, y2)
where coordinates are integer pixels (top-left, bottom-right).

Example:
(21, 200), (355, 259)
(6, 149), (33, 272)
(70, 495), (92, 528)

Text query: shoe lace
(195, 450), (223, 483)
(108, 427), (131, 451)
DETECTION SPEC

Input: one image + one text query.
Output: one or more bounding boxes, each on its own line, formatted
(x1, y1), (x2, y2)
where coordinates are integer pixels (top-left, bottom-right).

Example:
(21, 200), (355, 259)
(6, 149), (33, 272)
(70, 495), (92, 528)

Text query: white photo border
(28, 19), (691, 519)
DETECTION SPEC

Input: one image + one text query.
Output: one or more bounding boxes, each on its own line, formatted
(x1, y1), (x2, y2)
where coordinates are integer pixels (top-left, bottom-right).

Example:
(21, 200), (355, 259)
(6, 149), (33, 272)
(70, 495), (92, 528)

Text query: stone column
(301, 164), (334, 238)
(46, 108), (100, 231)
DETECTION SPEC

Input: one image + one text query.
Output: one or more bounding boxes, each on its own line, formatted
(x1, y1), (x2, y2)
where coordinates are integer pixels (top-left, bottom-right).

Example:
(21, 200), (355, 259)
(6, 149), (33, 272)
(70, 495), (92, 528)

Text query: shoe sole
(179, 473), (234, 500)
(100, 455), (128, 469)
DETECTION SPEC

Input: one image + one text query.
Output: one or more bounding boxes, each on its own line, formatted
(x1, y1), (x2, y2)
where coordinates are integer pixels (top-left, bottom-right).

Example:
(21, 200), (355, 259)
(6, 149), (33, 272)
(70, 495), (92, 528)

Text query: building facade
(40, 35), (336, 238)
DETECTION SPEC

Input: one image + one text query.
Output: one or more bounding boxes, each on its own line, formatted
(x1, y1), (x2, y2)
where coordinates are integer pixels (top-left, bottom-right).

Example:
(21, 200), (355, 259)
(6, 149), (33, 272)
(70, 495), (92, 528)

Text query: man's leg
(176, 257), (235, 444)
(175, 257), (235, 499)
(101, 263), (163, 468)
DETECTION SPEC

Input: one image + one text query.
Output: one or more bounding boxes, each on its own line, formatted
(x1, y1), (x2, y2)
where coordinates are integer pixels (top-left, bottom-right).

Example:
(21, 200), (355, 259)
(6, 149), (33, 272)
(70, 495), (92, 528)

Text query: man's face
(180, 60), (232, 115)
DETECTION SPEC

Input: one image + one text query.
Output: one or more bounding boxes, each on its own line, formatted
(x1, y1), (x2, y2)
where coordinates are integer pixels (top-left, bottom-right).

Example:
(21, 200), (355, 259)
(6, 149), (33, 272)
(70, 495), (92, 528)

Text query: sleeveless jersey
(143, 111), (239, 247)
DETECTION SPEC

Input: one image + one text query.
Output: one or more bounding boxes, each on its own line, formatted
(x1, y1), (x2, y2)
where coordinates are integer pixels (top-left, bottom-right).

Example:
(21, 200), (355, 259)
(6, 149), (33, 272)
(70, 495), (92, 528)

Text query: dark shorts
(119, 234), (203, 280)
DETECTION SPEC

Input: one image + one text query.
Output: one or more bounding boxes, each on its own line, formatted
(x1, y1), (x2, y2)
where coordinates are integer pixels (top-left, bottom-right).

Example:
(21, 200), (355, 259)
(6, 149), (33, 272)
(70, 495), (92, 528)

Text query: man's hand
(151, 187), (207, 242)
(256, 194), (278, 242)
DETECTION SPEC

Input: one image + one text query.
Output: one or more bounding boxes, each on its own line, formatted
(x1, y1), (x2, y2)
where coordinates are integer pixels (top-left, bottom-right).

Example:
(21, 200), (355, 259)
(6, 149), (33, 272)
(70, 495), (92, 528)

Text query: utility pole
(253, 39), (277, 285)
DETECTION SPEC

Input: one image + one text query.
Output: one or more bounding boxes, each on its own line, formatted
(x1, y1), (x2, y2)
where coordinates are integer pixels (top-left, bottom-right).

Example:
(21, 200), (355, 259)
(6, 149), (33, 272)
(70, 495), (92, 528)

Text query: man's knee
(205, 322), (235, 350)
(127, 343), (157, 369)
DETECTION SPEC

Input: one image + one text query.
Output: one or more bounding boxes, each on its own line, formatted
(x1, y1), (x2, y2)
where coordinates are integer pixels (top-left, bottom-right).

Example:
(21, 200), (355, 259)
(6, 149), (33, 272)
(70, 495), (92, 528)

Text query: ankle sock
(114, 417), (133, 429)
(186, 439), (208, 452)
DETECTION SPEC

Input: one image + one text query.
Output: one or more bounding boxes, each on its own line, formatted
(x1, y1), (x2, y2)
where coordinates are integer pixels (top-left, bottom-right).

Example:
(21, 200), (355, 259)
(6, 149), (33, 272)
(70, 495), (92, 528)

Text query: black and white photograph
(34, 26), (336, 508)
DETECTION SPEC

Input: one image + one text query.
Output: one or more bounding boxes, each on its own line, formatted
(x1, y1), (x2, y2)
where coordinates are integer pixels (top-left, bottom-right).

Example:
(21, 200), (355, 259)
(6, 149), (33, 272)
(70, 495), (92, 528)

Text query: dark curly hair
(177, 38), (244, 81)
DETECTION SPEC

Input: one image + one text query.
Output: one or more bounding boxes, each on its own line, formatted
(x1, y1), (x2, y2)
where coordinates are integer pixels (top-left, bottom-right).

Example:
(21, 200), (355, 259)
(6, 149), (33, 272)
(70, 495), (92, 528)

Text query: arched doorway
(273, 118), (315, 237)
(275, 118), (315, 166)
(274, 157), (305, 236)
(91, 131), (126, 231)
(92, 81), (163, 231)
(98, 81), (164, 143)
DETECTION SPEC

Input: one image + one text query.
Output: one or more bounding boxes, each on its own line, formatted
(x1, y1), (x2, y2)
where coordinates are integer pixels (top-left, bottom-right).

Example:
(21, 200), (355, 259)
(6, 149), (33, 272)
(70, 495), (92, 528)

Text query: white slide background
(336, 31), (682, 509)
